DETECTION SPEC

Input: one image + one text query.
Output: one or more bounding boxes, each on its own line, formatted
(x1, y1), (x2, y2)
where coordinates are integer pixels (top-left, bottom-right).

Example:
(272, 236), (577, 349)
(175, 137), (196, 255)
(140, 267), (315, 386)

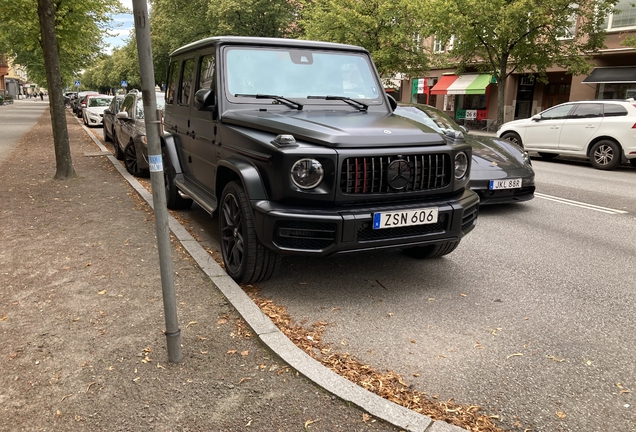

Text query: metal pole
(131, 0), (182, 363)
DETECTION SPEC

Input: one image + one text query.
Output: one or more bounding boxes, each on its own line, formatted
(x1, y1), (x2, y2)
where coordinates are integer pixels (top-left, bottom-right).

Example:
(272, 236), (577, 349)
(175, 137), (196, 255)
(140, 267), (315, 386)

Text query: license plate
(489, 178), (521, 190)
(373, 208), (439, 230)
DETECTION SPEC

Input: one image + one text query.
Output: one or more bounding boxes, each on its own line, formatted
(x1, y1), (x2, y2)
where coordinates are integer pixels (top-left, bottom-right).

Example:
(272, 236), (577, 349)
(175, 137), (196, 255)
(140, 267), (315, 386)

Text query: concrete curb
(80, 121), (468, 432)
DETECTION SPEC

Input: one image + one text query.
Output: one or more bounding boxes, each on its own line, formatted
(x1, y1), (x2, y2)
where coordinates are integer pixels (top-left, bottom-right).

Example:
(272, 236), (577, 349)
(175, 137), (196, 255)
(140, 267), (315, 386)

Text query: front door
(558, 103), (603, 152)
(523, 104), (573, 151)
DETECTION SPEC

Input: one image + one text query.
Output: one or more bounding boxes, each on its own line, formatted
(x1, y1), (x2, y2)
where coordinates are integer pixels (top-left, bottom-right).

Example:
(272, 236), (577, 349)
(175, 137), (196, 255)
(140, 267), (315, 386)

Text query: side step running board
(174, 179), (218, 215)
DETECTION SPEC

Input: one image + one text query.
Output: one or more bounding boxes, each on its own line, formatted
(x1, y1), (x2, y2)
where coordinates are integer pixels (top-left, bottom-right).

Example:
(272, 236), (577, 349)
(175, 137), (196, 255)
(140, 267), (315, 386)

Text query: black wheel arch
(216, 157), (268, 202)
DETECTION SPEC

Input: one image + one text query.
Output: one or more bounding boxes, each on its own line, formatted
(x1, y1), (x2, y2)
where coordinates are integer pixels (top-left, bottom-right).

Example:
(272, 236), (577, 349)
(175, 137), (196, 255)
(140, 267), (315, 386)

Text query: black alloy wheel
(590, 140), (621, 170)
(219, 181), (280, 283)
(124, 141), (146, 177)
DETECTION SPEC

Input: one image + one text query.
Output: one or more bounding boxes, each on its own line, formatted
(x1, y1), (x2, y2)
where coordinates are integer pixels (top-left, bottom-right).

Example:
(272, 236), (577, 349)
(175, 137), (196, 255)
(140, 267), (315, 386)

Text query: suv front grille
(340, 154), (451, 194)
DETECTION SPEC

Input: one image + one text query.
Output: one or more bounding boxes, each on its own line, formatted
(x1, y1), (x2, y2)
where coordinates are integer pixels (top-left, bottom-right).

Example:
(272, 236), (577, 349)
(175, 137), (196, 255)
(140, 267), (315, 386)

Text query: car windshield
(394, 105), (463, 135)
(224, 46), (381, 104)
(136, 94), (166, 119)
(89, 97), (113, 107)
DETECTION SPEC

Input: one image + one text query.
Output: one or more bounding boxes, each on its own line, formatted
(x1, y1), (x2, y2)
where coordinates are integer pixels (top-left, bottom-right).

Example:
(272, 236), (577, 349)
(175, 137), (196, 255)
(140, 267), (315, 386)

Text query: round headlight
(291, 158), (324, 189)
(454, 152), (469, 180)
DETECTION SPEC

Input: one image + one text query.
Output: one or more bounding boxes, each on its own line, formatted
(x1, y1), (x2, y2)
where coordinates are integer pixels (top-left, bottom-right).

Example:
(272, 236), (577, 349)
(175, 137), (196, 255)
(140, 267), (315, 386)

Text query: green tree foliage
(206, 0), (301, 38)
(423, 0), (619, 125)
(0, 0), (122, 87)
(300, 0), (430, 80)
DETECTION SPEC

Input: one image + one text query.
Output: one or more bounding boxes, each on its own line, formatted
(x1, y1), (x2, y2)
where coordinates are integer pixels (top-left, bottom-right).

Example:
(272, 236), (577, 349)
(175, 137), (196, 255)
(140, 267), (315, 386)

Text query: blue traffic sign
(121, 80), (128, 88)
(74, 80), (80, 87)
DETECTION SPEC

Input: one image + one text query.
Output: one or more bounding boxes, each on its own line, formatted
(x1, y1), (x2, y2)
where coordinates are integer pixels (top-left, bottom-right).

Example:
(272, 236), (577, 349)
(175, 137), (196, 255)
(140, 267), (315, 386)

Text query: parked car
(497, 100), (636, 170)
(112, 90), (166, 176)
(395, 103), (535, 205)
(82, 94), (113, 127)
(72, 91), (98, 117)
(159, 36), (479, 283)
(64, 91), (77, 107)
(102, 94), (125, 143)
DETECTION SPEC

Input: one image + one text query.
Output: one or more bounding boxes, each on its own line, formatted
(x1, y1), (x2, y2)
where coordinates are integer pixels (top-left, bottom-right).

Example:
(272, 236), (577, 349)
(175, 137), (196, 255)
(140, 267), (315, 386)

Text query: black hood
(222, 109), (447, 148)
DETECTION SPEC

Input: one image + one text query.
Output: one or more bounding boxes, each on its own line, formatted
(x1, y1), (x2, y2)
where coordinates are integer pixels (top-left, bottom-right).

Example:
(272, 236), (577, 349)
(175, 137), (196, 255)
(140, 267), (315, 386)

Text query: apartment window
(604, 0), (636, 30)
(433, 36), (454, 53)
(557, 13), (577, 39)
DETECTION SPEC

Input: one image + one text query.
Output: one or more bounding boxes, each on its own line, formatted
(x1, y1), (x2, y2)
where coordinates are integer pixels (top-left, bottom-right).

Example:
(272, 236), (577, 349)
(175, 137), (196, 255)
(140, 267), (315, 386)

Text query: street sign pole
(132, 0), (182, 363)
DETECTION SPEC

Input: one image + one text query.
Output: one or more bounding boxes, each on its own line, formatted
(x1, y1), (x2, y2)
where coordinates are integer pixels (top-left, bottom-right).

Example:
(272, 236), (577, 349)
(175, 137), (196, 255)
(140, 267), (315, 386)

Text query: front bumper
(251, 189), (479, 256)
(470, 175), (535, 205)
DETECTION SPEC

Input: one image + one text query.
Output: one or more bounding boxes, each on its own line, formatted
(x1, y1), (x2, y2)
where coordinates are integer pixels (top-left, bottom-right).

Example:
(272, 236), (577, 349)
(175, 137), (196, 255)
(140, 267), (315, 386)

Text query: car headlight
(291, 158), (324, 189)
(522, 151), (532, 166)
(454, 152), (469, 180)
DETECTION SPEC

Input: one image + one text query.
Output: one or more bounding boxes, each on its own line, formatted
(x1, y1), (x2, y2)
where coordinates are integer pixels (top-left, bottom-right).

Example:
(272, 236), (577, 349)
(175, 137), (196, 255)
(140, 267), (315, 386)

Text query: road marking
(535, 193), (628, 214)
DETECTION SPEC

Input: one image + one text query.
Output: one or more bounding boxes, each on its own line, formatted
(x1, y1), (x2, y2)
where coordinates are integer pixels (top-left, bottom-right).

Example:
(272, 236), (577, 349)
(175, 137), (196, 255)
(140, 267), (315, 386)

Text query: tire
(538, 152), (559, 160)
(501, 132), (522, 147)
(590, 140), (621, 170)
(124, 141), (147, 177)
(164, 162), (192, 210)
(403, 240), (460, 259)
(219, 181), (281, 283)
(112, 131), (123, 160)
(103, 124), (111, 143)
(629, 159), (636, 168)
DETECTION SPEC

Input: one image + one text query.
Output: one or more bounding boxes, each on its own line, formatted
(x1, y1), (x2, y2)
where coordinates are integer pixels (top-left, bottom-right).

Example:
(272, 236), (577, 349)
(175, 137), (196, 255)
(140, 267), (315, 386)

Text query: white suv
(497, 100), (636, 170)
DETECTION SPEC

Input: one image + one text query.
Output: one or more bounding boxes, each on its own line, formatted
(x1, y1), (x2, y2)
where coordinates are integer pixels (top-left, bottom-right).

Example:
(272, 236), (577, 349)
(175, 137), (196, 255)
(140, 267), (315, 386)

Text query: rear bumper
(251, 189), (479, 256)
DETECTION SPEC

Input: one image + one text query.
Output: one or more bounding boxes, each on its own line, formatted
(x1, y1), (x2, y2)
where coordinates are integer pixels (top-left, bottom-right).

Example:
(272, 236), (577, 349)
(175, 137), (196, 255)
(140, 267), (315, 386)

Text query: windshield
(394, 105), (463, 135)
(224, 47), (382, 105)
(136, 94), (166, 119)
(89, 97), (113, 107)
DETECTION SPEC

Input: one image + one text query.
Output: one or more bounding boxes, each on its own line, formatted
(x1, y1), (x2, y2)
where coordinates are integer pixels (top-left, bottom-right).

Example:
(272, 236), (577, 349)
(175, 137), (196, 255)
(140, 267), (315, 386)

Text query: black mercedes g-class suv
(160, 36), (479, 283)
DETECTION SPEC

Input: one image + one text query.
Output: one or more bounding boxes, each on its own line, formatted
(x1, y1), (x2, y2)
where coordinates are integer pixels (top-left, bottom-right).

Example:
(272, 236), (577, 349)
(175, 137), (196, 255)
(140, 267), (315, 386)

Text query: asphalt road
(91, 121), (635, 432)
(0, 98), (49, 165)
(253, 157), (636, 432)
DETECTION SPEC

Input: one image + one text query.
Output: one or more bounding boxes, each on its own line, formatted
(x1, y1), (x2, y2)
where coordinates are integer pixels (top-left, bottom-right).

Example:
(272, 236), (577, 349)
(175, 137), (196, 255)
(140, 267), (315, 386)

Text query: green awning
(446, 74), (494, 95)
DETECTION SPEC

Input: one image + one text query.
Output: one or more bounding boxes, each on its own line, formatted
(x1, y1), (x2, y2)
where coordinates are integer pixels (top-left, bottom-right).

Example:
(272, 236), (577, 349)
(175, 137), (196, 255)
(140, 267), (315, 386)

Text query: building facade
(0, 53), (8, 96)
(403, 3), (636, 130)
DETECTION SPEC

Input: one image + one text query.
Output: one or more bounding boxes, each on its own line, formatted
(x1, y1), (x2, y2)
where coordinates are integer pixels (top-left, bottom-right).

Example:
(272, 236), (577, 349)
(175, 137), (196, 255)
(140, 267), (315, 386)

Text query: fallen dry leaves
(242, 285), (505, 432)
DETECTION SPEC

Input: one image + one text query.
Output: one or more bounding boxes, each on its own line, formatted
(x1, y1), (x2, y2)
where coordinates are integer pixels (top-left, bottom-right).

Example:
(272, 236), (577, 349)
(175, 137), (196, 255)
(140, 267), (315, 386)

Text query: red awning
(430, 75), (458, 95)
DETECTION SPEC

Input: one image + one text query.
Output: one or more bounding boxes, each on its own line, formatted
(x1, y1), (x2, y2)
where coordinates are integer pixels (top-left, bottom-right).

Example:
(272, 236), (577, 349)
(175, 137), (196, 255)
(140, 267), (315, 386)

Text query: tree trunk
(37, 0), (76, 180)
(496, 54), (510, 129)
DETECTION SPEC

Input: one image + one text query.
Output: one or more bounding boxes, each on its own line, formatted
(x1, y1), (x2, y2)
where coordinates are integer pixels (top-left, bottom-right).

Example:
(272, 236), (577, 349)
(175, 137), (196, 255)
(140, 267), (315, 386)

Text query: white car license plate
(373, 208), (439, 230)
(489, 178), (521, 190)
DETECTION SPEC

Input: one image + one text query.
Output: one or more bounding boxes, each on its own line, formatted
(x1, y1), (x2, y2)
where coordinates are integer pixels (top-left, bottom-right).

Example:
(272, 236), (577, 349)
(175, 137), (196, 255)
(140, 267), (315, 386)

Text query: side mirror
(531, 114), (541, 121)
(194, 88), (215, 111)
(104, 109), (111, 114)
(116, 111), (129, 120)
(386, 94), (398, 111)
(459, 125), (468, 133)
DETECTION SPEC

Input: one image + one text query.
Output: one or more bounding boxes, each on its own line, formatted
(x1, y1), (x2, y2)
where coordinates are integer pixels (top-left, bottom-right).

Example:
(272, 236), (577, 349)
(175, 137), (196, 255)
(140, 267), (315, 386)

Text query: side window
(603, 104), (628, 117)
(179, 59), (195, 105)
(198, 54), (215, 90)
(120, 95), (135, 118)
(541, 104), (573, 120)
(570, 104), (602, 119)
(136, 98), (145, 119)
(166, 61), (179, 105)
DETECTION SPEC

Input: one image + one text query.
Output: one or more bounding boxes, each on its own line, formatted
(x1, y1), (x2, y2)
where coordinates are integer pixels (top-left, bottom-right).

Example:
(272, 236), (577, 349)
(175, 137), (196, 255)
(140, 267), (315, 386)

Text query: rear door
(163, 58), (193, 175)
(558, 103), (603, 151)
(188, 50), (219, 191)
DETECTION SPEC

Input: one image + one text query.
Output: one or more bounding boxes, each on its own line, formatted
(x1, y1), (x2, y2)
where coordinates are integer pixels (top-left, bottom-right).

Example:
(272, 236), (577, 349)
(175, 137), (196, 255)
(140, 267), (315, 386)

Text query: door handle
(190, 131), (196, 139)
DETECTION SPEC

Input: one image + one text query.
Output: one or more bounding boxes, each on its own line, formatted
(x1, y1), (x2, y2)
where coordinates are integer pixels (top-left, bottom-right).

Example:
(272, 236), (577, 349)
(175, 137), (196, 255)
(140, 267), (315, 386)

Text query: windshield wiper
(234, 94), (303, 110)
(307, 95), (368, 112)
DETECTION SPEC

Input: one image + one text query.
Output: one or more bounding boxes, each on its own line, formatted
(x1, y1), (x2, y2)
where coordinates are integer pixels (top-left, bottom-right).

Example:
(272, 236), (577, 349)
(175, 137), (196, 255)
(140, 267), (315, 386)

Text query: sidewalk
(0, 105), (481, 431)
